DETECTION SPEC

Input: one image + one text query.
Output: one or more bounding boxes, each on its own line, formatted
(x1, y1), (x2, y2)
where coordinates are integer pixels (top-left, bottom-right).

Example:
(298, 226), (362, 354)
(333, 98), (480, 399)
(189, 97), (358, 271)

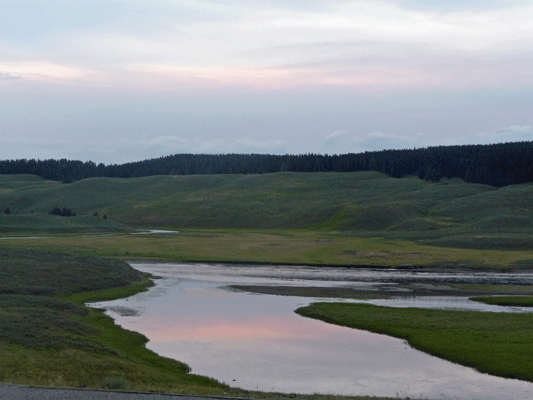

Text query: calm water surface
(90, 262), (533, 400)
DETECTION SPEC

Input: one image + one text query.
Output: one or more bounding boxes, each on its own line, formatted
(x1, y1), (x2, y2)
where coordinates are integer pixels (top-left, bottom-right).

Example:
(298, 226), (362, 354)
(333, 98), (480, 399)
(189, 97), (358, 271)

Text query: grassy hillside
(1, 172), (533, 249)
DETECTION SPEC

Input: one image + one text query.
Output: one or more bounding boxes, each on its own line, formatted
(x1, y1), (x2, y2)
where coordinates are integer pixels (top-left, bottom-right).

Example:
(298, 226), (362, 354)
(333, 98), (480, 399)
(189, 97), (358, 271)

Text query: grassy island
(296, 302), (533, 382)
(470, 296), (533, 307)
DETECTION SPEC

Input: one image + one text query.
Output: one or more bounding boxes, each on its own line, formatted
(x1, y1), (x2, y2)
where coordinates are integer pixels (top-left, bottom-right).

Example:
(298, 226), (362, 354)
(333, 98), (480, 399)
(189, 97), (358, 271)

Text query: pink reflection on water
(148, 315), (303, 341)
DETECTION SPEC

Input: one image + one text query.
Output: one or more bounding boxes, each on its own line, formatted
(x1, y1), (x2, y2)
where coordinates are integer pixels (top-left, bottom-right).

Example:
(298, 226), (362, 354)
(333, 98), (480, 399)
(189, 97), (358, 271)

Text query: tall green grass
(0, 250), (142, 295)
(470, 296), (533, 307)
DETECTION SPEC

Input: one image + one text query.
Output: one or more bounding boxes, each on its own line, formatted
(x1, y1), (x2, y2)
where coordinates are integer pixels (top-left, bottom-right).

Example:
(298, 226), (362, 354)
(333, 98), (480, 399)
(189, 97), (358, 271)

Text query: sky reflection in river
(91, 262), (533, 399)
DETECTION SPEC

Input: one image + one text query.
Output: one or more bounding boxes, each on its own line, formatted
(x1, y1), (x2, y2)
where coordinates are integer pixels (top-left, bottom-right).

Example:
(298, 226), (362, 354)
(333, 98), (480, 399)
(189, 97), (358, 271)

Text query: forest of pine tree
(1, 142), (532, 188)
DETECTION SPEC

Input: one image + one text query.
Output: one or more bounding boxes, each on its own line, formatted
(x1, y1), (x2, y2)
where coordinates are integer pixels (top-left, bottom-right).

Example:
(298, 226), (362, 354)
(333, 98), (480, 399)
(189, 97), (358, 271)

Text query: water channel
(90, 262), (533, 400)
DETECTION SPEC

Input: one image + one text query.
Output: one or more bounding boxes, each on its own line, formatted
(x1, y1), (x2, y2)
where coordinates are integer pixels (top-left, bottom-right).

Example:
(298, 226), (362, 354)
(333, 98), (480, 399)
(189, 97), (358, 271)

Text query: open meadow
(2, 171), (533, 251)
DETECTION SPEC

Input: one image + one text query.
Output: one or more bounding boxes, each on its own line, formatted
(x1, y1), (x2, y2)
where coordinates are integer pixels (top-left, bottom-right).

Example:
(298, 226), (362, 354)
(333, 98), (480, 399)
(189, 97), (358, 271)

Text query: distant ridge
(1, 141), (533, 187)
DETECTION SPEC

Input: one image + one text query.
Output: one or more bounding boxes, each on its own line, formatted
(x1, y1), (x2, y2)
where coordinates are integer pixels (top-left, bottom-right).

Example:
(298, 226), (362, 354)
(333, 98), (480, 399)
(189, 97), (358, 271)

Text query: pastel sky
(1, 0), (532, 164)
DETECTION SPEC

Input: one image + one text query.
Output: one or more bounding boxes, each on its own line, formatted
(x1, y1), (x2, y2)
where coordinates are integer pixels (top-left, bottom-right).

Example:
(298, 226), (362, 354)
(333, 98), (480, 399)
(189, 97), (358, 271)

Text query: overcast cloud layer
(1, 0), (532, 163)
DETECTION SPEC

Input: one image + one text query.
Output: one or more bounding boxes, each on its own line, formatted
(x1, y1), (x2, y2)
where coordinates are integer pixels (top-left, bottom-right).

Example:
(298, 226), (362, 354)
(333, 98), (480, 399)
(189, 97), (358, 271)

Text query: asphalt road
(0, 384), (236, 400)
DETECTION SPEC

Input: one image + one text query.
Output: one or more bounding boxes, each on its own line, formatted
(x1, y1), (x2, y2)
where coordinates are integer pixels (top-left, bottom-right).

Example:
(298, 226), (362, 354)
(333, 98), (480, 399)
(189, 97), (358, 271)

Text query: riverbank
(230, 281), (533, 300)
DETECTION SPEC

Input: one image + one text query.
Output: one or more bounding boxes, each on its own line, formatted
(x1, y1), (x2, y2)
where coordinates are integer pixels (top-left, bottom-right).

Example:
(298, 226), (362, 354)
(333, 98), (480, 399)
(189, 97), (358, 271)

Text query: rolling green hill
(1, 172), (532, 250)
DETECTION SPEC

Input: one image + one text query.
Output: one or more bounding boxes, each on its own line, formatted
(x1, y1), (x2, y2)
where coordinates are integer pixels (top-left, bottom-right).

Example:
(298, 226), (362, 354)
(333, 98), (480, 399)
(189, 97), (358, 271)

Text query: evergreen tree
(50, 207), (62, 216)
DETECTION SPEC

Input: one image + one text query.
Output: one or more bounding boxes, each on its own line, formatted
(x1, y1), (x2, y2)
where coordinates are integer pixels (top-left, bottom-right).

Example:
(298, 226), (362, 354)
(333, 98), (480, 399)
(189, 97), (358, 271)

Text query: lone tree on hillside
(4, 207), (11, 214)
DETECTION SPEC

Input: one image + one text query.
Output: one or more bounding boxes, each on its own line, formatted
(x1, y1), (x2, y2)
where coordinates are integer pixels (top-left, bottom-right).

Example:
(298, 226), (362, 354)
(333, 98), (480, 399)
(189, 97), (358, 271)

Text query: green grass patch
(470, 296), (533, 307)
(296, 303), (533, 382)
(0, 214), (130, 234)
(0, 250), (143, 295)
(0, 294), (107, 353)
(3, 229), (533, 269)
(450, 284), (533, 295)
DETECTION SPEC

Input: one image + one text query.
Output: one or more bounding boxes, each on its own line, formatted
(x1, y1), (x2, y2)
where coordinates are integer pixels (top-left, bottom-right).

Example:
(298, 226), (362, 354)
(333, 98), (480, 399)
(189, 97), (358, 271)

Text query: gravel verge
(0, 384), (243, 400)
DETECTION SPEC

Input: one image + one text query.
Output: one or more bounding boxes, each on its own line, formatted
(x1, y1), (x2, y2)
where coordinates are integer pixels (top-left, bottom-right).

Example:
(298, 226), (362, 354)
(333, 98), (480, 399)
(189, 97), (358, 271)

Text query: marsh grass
(0, 296), (107, 353)
(450, 283), (533, 294)
(0, 213), (129, 234)
(470, 296), (533, 307)
(296, 303), (533, 382)
(3, 230), (533, 269)
(0, 250), (142, 295)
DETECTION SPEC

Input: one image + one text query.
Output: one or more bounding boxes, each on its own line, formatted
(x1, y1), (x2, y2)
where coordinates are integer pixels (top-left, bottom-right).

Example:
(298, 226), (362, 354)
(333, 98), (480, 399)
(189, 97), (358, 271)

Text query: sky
(1, 0), (532, 164)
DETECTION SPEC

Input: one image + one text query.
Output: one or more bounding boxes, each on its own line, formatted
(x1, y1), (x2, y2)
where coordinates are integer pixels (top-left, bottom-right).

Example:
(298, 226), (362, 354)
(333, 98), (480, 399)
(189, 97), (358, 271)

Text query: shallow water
(90, 262), (533, 399)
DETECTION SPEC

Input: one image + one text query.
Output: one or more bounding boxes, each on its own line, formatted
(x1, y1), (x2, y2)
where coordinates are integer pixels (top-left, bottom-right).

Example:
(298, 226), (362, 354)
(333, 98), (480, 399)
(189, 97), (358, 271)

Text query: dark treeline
(1, 142), (533, 187)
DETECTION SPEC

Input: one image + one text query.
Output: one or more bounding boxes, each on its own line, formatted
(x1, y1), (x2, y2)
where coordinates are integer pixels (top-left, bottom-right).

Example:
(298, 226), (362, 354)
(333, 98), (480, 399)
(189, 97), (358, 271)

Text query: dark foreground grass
(0, 250), (143, 296)
(470, 296), (533, 307)
(296, 303), (533, 382)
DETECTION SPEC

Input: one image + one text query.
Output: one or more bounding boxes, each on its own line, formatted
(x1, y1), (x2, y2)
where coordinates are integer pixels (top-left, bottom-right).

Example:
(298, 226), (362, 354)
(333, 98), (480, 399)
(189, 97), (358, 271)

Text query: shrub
(100, 377), (130, 391)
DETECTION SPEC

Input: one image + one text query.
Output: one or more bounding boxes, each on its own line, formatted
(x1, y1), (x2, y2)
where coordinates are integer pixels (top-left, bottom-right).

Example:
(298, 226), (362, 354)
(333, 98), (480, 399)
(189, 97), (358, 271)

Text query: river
(89, 262), (533, 399)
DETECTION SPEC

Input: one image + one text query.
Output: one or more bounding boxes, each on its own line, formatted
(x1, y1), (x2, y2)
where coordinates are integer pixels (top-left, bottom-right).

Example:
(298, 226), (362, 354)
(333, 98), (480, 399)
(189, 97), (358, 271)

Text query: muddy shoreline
(127, 259), (533, 272)
(129, 260), (533, 299)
